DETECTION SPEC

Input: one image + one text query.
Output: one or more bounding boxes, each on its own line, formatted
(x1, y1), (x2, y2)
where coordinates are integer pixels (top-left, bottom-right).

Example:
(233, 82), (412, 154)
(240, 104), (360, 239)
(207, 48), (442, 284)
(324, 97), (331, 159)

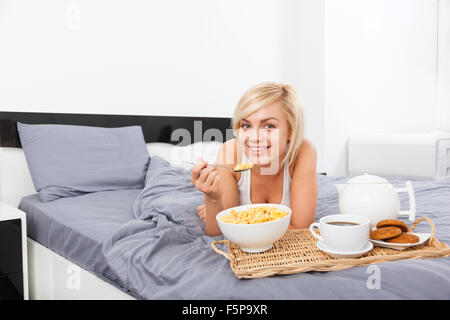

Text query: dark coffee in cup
(327, 221), (360, 226)
(310, 215), (370, 252)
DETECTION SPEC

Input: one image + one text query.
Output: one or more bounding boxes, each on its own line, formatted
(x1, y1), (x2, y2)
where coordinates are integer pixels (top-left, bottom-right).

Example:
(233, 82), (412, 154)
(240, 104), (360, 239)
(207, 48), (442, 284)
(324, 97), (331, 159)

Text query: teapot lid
(346, 173), (389, 184)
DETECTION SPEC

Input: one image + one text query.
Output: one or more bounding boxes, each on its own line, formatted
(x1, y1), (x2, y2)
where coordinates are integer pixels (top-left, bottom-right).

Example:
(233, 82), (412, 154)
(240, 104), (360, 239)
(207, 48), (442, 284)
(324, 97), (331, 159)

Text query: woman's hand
(197, 204), (206, 222)
(191, 159), (222, 200)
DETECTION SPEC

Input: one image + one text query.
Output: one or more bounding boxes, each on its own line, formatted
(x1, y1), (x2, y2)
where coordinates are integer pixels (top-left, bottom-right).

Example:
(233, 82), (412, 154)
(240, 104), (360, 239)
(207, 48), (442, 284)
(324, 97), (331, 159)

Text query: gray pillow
(17, 122), (150, 202)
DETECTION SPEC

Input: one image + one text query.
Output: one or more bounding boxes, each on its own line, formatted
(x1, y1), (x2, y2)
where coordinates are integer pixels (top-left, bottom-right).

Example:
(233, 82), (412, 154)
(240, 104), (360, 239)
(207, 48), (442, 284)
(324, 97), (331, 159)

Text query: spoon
(182, 161), (253, 172)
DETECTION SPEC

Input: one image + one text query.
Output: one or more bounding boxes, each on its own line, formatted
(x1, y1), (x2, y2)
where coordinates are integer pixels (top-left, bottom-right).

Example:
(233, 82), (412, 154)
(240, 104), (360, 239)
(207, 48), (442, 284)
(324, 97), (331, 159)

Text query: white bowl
(216, 203), (291, 253)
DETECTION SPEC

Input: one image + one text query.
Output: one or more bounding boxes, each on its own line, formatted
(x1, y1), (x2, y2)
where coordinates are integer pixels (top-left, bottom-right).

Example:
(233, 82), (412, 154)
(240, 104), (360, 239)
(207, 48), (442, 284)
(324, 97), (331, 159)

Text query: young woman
(191, 82), (317, 236)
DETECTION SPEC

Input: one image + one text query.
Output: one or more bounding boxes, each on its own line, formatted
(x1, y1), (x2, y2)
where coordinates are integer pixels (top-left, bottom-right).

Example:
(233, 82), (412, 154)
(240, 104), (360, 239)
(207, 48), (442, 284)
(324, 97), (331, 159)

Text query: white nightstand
(0, 203), (29, 300)
(348, 132), (450, 180)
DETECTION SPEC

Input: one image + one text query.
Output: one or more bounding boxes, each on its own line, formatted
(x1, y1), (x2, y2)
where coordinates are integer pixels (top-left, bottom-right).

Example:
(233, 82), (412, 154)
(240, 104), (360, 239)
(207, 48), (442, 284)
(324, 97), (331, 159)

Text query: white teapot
(334, 173), (416, 228)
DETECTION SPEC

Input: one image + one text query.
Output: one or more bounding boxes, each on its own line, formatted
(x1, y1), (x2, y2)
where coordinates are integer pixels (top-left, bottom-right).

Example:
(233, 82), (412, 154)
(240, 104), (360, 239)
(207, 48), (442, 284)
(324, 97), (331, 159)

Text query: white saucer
(369, 232), (431, 251)
(316, 240), (373, 258)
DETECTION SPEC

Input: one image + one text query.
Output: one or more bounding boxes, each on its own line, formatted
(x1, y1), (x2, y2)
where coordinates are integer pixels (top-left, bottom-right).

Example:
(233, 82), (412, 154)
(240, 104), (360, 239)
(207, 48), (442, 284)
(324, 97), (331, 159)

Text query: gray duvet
(20, 156), (450, 299)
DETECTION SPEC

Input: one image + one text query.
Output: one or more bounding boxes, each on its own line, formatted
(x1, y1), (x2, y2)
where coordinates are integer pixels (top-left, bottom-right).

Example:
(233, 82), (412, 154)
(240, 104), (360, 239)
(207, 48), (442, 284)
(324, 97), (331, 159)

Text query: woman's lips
(247, 145), (270, 156)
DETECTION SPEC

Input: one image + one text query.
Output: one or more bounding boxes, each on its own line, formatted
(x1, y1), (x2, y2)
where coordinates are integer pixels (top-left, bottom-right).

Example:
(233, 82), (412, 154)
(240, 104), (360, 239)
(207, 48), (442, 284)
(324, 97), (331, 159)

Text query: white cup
(309, 214), (370, 252)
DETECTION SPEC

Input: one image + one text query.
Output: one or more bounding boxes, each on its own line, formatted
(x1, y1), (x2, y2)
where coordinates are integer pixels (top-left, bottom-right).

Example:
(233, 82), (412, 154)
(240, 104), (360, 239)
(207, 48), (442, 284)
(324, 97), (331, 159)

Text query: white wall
(0, 0), (284, 118)
(0, 0), (326, 171)
(279, 0), (325, 172)
(324, 0), (441, 176)
(0, 0), (447, 176)
(436, 0), (450, 131)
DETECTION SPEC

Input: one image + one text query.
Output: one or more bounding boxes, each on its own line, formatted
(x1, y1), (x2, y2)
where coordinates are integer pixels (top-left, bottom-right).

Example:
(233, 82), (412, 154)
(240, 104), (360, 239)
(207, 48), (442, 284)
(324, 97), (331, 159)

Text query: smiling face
(236, 101), (291, 169)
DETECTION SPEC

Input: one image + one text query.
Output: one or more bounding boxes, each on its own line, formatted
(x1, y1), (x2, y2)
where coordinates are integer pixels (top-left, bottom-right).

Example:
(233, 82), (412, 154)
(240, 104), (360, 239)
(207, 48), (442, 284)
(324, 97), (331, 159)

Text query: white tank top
(237, 154), (291, 207)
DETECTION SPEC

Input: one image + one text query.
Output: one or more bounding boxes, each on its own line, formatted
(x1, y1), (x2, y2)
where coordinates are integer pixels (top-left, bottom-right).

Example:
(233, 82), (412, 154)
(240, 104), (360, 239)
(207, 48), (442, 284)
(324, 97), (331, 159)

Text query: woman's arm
(192, 140), (240, 236)
(192, 160), (222, 236)
(289, 139), (318, 229)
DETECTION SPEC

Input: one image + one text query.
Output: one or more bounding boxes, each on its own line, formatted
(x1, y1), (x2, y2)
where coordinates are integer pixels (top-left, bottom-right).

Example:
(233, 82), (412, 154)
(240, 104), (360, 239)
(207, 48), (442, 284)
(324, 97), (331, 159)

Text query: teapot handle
(395, 181), (416, 222)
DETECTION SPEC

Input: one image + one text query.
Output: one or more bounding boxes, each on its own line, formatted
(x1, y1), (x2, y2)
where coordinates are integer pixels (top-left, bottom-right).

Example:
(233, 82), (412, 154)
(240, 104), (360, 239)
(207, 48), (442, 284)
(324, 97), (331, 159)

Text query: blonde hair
(232, 82), (305, 166)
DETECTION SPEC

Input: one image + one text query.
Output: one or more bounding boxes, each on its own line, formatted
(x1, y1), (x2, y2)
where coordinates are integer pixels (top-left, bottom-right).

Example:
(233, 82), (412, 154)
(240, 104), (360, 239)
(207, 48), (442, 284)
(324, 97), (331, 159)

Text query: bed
(1, 111), (450, 300)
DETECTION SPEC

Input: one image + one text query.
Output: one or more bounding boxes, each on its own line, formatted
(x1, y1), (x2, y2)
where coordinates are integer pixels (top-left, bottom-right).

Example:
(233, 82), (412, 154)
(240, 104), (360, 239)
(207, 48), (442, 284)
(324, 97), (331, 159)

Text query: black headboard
(0, 111), (233, 147)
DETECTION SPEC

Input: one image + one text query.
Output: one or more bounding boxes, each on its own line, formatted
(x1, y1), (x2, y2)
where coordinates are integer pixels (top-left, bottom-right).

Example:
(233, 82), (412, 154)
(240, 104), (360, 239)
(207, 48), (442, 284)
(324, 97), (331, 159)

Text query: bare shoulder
(299, 139), (317, 156)
(291, 138), (317, 175)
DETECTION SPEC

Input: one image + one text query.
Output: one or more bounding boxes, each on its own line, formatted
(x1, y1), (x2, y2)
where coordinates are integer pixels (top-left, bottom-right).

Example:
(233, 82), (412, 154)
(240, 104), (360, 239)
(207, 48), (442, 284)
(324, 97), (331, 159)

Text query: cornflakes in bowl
(216, 204), (291, 253)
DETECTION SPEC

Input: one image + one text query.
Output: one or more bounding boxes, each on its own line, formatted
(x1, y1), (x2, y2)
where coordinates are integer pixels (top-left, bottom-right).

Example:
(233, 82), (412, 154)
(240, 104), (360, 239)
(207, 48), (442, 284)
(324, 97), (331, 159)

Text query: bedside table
(0, 203), (29, 300)
(348, 132), (450, 180)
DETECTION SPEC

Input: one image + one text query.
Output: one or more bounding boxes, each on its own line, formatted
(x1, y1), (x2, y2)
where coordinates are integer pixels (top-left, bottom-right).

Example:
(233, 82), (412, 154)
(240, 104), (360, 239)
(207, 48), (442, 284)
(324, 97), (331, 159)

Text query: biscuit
(376, 219), (409, 233)
(386, 233), (419, 244)
(370, 226), (403, 240)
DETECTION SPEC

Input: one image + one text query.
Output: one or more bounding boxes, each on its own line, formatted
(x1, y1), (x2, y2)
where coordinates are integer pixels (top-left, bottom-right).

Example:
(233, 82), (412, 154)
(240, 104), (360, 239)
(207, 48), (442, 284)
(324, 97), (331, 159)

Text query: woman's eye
(240, 123), (250, 129)
(263, 124), (275, 129)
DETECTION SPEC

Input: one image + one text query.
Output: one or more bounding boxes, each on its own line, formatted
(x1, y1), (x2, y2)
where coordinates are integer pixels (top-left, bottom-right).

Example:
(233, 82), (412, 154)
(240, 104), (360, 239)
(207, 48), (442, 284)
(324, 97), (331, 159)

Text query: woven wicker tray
(211, 217), (450, 279)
